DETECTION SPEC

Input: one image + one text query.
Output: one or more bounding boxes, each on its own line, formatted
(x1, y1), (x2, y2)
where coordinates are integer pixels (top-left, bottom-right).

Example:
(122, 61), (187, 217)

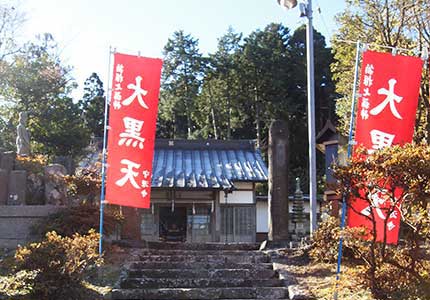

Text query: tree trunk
(254, 86), (261, 148)
(226, 81), (231, 140)
(207, 83), (218, 139)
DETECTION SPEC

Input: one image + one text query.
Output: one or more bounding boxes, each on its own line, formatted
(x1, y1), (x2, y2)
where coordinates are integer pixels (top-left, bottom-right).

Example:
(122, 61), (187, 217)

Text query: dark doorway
(159, 207), (187, 242)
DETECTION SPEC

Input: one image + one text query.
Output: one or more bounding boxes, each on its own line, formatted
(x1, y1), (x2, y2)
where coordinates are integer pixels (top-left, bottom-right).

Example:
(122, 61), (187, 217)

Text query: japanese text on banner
(105, 53), (163, 209)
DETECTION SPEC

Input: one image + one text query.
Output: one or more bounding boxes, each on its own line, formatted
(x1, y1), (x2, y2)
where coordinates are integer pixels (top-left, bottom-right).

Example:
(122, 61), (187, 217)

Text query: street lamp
(277, 0), (317, 234)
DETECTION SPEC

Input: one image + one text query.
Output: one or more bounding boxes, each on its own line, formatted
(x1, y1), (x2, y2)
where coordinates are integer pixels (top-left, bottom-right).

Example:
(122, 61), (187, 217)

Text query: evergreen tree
(196, 27), (243, 139)
(159, 30), (204, 139)
(79, 72), (105, 138)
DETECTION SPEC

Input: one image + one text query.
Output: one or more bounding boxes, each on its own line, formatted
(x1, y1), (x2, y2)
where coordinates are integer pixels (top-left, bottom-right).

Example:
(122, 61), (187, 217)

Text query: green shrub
(14, 230), (101, 299)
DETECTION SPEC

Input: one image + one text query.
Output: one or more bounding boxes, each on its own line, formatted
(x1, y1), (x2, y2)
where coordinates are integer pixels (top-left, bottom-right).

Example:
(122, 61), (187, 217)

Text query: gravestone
(0, 151), (15, 174)
(7, 170), (27, 205)
(268, 120), (290, 242)
(0, 169), (8, 205)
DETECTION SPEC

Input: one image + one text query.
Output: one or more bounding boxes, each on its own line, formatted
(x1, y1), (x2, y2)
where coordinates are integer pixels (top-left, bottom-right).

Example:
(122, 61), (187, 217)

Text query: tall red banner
(348, 51), (423, 244)
(105, 53), (163, 208)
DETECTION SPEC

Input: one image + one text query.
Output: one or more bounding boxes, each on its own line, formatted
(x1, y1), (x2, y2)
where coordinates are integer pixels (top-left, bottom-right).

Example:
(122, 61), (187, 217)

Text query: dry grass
(278, 249), (374, 300)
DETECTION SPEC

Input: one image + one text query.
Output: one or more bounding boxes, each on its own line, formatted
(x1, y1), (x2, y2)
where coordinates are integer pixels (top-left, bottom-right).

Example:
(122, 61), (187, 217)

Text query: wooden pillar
(268, 120), (289, 242)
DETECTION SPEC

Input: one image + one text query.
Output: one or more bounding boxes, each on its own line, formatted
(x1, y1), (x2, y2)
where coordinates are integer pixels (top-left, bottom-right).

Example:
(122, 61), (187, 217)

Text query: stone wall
(0, 205), (64, 248)
(0, 151), (70, 248)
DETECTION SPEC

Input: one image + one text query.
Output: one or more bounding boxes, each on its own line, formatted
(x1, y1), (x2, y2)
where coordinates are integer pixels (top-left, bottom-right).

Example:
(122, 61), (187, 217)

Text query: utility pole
(277, 0), (317, 233)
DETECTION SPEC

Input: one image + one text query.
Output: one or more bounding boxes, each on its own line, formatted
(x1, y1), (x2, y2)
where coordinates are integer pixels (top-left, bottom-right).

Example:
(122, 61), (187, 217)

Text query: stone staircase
(111, 242), (289, 300)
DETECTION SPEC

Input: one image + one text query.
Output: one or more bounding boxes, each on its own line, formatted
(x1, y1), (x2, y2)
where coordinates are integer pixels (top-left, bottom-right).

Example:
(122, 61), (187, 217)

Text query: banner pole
(99, 46), (114, 257)
(334, 40), (361, 299)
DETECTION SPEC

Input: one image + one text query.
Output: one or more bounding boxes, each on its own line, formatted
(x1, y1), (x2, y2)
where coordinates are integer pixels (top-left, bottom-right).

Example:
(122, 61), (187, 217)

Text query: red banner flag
(348, 50), (423, 244)
(105, 53), (163, 208)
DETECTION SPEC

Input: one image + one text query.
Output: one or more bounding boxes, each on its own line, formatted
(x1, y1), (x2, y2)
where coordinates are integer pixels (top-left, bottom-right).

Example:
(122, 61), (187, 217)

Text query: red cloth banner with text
(105, 53), (163, 208)
(348, 50), (423, 244)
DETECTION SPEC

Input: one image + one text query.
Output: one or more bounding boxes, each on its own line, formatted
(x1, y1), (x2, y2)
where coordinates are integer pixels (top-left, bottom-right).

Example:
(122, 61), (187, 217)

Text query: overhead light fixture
(277, 0), (297, 10)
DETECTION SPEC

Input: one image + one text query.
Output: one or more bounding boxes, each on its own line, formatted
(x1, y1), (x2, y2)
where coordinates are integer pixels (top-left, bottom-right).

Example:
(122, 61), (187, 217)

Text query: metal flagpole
(334, 40), (361, 299)
(306, 0), (318, 234)
(99, 46), (114, 256)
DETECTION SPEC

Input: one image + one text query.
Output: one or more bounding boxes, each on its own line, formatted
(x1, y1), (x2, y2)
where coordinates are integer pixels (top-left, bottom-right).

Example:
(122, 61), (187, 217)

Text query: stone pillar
(121, 207), (141, 240)
(0, 169), (8, 205)
(268, 120), (289, 242)
(0, 151), (15, 174)
(7, 170), (27, 205)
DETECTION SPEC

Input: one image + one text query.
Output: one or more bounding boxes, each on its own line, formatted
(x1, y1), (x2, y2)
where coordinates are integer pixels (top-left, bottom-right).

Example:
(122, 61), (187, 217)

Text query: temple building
(132, 139), (269, 243)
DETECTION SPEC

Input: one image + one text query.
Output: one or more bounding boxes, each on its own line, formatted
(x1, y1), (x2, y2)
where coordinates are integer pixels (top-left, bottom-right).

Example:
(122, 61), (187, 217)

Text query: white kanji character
(142, 170), (150, 179)
(114, 83), (122, 91)
(115, 159), (141, 189)
(361, 190), (388, 220)
(363, 87), (371, 97)
(113, 91), (122, 101)
(370, 129), (395, 152)
(141, 189), (148, 198)
(116, 64), (124, 74)
(113, 101), (121, 110)
(141, 180), (150, 188)
(365, 64), (374, 76)
(389, 210), (398, 219)
(115, 72), (123, 83)
(363, 75), (373, 87)
(122, 76), (149, 109)
(362, 98), (370, 109)
(387, 221), (395, 231)
(118, 117), (145, 149)
(370, 79), (403, 119)
(361, 109), (369, 120)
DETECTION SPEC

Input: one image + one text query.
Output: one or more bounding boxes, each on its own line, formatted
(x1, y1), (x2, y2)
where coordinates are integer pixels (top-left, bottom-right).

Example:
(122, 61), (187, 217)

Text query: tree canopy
(157, 24), (336, 191)
(332, 0), (429, 137)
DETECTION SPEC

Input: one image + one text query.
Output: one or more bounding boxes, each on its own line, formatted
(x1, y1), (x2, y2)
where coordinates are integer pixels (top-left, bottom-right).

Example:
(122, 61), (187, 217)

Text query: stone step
(111, 287), (288, 299)
(127, 268), (278, 279)
(137, 254), (270, 263)
(114, 240), (260, 251)
(129, 261), (274, 270)
(138, 249), (264, 256)
(120, 278), (285, 289)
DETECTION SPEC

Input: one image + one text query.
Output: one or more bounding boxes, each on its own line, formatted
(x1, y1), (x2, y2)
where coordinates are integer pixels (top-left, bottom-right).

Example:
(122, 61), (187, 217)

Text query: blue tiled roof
(151, 139), (268, 190)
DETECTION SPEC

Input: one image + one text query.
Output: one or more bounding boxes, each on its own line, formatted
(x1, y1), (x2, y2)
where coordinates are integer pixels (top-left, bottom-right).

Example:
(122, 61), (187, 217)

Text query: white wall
(219, 190), (254, 204)
(256, 201), (269, 233)
(255, 200), (322, 234)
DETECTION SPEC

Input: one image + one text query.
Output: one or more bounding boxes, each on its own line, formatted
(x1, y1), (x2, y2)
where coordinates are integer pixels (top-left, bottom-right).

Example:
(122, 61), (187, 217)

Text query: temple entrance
(159, 207), (187, 242)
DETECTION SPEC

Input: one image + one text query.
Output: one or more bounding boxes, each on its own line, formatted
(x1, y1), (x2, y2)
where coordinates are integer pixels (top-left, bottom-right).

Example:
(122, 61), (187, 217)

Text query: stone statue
(16, 112), (30, 156)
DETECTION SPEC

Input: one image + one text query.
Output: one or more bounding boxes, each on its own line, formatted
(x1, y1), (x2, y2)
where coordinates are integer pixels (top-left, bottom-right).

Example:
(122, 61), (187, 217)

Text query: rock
(44, 164), (68, 205)
(288, 284), (315, 300)
(53, 156), (74, 174)
(26, 172), (45, 205)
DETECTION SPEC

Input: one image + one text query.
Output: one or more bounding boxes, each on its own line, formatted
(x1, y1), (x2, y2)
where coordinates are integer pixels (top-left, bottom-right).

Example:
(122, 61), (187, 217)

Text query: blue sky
(19, 0), (346, 98)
